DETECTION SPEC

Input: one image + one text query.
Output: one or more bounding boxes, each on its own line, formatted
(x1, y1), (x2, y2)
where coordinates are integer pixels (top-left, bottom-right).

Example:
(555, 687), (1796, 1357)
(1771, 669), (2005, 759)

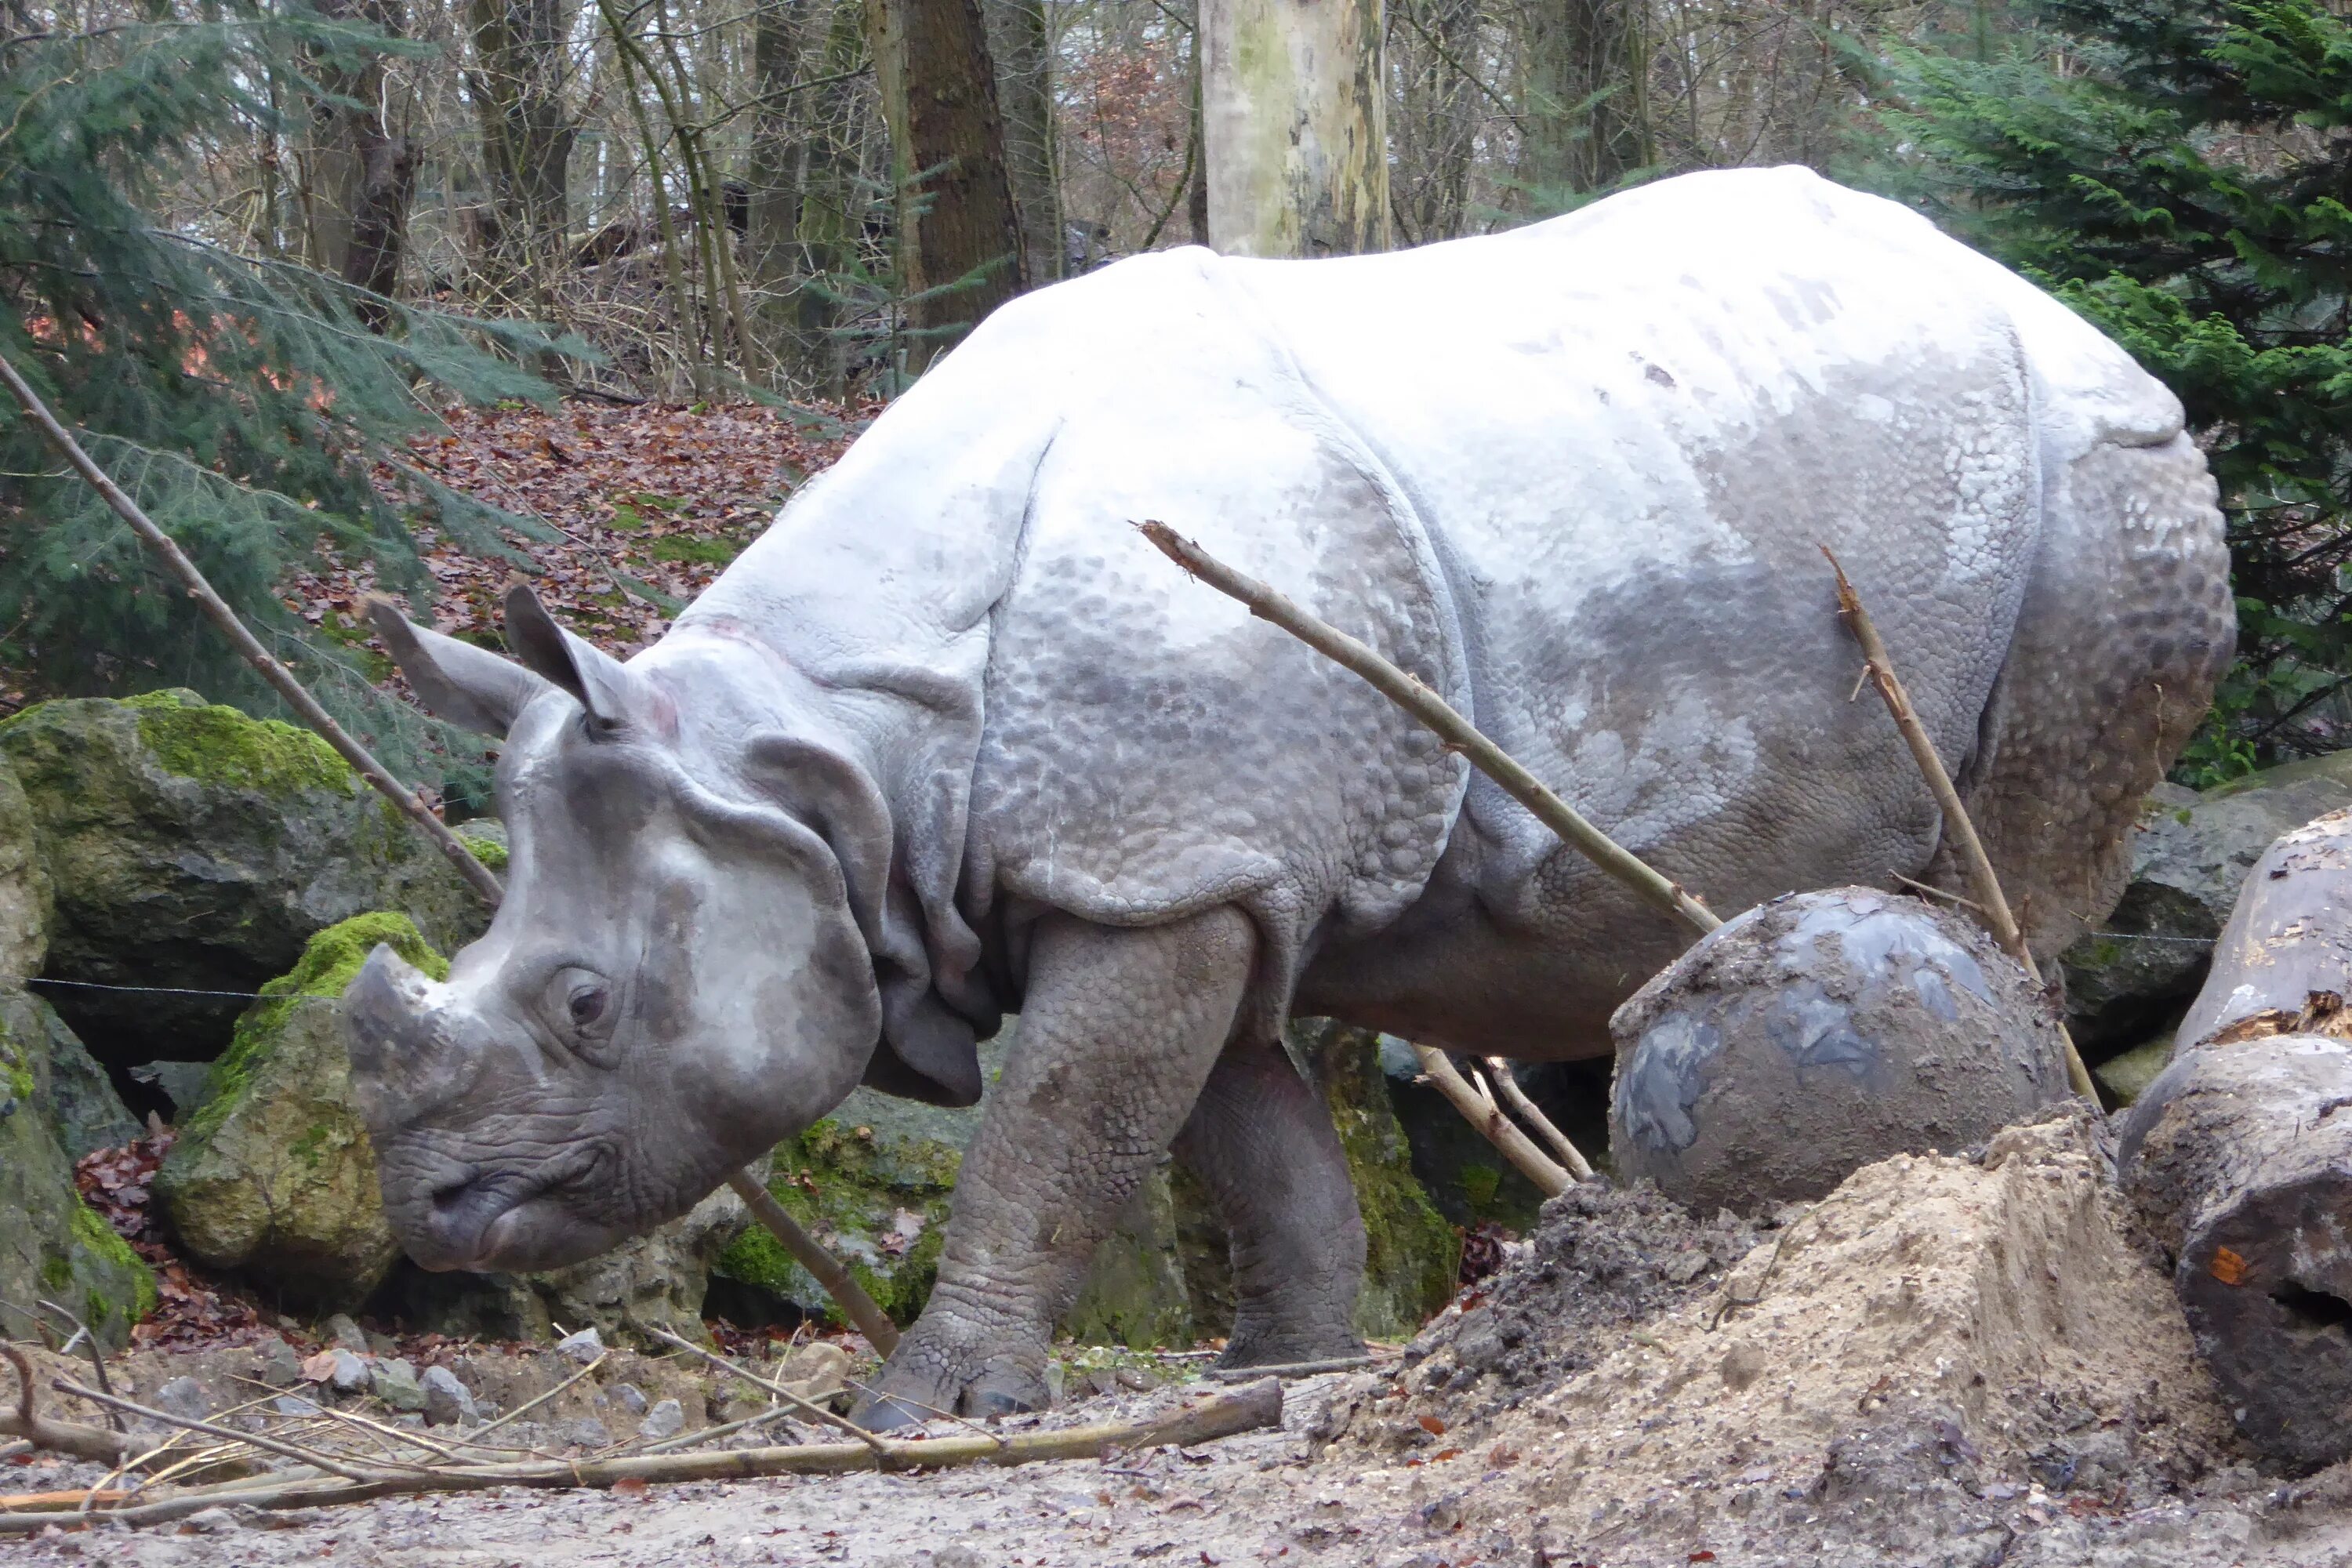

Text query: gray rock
(0, 691), (492, 1076)
(372, 1358), (426, 1413)
(325, 1313), (368, 1354)
(0, 752), (50, 988)
(127, 1060), (216, 1121)
(555, 1326), (603, 1363)
(610, 1381), (649, 1417)
(2064, 756), (2352, 1051)
(325, 1348), (370, 1395)
(152, 1376), (209, 1422)
(419, 1365), (475, 1428)
(6, 991), (135, 1160)
(1611, 887), (2072, 1214)
(637, 1399), (685, 1443)
(2093, 1030), (2176, 1108)
(253, 1336), (303, 1388)
(272, 1395), (321, 1417)
(564, 1416), (612, 1449)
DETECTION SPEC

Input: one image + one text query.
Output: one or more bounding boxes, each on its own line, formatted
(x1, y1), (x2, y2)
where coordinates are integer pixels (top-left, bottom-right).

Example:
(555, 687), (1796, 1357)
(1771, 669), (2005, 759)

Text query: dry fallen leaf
(1417, 1414), (1447, 1436)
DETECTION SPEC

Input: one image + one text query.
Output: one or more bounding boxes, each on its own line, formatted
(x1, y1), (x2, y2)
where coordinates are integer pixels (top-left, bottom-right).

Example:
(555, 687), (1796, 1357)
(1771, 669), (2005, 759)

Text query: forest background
(1, 0), (2347, 805)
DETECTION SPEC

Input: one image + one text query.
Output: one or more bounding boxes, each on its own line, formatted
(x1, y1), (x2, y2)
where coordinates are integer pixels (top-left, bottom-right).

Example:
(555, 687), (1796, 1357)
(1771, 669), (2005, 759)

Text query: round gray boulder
(1610, 887), (2070, 1214)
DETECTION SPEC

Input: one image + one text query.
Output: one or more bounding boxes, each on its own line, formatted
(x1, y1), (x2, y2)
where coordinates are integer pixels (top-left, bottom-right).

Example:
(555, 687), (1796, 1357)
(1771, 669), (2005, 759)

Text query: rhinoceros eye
(545, 967), (615, 1048)
(568, 984), (608, 1028)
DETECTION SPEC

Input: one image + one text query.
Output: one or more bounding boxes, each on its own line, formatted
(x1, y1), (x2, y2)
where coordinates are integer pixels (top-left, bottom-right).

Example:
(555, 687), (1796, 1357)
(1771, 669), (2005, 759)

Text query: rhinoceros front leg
(1174, 1042), (1367, 1367)
(851, 905), (1254, 1428)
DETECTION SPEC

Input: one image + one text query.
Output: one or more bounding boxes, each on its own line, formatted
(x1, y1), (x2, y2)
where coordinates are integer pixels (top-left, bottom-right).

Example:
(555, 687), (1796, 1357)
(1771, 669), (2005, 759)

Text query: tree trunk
(984, 0), (1061, 287)
(305, 0), (420, 326)
(1200, 0), (1388, 257)
(748, 0), (813, 334)
(864, 0), (1026, 373)
(2175, 807), (2352, 1051)
(1517, 0), (1652, 201)
(466, 0), (579, 308)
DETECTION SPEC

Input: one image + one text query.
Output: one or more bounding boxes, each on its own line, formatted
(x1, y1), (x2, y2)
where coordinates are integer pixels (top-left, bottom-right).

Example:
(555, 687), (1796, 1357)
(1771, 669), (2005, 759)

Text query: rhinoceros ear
(364, 597), (551, 739)
(501, 583), (652, 738)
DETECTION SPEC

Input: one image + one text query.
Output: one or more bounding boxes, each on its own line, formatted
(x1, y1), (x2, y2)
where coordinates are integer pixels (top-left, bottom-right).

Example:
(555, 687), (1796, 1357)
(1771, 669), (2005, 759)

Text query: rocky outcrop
(7, 988), (137, 1161)
(2063, 755), (2352, 1056)
(0, 691), (496, 1082)
(152, 912), (444, 1308)
(0, 996), (154, 1348)
(0, 749), (53, 987)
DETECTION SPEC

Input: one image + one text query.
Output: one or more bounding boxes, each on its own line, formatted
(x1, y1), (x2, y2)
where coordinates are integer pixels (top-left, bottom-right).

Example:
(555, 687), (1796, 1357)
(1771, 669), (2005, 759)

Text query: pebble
(372, 1358), (427, 1413)
(253, 1336), (304, 1388)
(420, 1365), (477, 1428)
(152, 1376), (209, 1422)
(324, 1314), (368, 1355)
(565, 1416), (612, 1449)
(272, 1396), (322, 1417)
(556, 1327), (604, 1364)
(327, 1348), (371, 1395)
(611, 1381), (650, 1416)
(638, 1399), (685, 1443)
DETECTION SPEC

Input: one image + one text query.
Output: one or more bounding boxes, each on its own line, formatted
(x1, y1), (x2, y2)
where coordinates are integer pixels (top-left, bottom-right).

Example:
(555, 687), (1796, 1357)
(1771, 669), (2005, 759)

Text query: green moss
(457, 831), (509, 871)
(67, 1200), (155, 1321)
(650, 535), (742, 567)
(1316, 1027), (1460, 1338)
(118, 689), (354, 798)
(183, 912), (447, 1142)
(40, 1252), (70, 1290)
(1460, 1163), (1503, 1213)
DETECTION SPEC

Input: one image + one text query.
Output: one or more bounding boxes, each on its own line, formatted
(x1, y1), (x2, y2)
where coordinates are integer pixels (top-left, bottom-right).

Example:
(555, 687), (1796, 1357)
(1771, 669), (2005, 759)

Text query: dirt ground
(10, 1110), (2352, 1567)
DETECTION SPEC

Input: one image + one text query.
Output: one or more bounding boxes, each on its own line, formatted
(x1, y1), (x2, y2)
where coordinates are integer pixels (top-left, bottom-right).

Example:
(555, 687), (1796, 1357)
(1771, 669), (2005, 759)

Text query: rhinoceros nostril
(429, 1173), (482, 1214)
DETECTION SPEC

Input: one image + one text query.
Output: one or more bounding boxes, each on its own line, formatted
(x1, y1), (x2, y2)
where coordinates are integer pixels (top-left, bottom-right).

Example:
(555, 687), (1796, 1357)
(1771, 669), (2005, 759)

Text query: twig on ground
(1412, 1047), (1573, 1198)
(1482, 1058), (1596, 1180)
(0, 1379), (1287, 1532)
(466, 1351), (608, 1442)
(1139, 521), (1721, 937)
(0, 1345), (130, 1464)
(1204, 1355), (1377, 1381)
(34, 1301), (122, 1435)
(1823, 548), (2099, 1105)
(724, 1171), (901, 1355)
(647, 1327), (883, 1454)
(53, 1380), (378, 1483)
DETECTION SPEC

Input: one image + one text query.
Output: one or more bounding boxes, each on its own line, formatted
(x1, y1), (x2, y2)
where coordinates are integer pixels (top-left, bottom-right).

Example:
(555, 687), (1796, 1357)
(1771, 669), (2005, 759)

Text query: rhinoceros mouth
(408, 1141), (616, 1272)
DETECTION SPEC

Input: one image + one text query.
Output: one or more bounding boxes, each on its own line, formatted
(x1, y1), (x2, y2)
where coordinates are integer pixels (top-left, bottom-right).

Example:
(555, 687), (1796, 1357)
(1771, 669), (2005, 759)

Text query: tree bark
(984, 0), (1061, 287)
(304, 0), (420, 327)
(466, 0), (579, 308)
(1200, 0), (1388, 257)
(864, 0), (1026, 372)
(2175, 807), (2352, 1051)
(1516, 0), (1652, 201)
(748, 0), (814, 335)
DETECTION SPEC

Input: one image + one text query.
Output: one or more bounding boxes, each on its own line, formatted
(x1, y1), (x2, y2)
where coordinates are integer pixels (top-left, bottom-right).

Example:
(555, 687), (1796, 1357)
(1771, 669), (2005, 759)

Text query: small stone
(175, 1507), (239, 1534)
(324, 1314), (368, 1354)
(564, 1416), (612, 1450)
(611, 1381), (650, 1417)
(372, 1358), (426, 1413)
(637, 1399), (684, 1442)
(419, 1366), (476, 1428)
(272, 1395), (321, 1418)
(364, 1330), (397, 1357)
(555, 1326), (603, 1364)
(326, 1348), (370, 1395)
(253, 1337), (303, 1388)
(152, 1377), (209, 1422)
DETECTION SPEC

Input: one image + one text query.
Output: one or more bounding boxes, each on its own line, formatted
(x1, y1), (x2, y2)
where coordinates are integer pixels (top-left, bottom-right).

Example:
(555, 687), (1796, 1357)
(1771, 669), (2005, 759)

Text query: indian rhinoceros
(345, 165), (2234, 1425)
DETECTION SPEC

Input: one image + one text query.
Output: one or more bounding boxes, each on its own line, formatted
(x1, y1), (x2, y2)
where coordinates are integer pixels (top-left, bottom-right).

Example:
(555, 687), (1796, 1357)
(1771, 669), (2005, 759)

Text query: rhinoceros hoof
(1609, 886), (2071, 1215)
(849, 1327), (1048, 1431)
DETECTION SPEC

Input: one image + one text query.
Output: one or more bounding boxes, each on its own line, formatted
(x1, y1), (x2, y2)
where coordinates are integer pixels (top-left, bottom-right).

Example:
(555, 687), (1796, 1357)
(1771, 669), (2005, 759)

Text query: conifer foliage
(0, 3), (564, 767)
(1873, 1), (2352, 777)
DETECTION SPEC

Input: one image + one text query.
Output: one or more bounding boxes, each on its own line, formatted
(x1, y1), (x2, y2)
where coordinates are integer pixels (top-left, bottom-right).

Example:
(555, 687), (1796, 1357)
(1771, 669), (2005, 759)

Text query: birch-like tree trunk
(1200, 0), (1388, 257)
(864, 0), (1026, 372)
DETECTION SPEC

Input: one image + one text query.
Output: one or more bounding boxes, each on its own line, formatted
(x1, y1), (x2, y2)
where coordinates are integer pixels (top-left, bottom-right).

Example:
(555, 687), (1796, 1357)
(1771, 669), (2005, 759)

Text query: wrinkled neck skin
(360, 629), (893, 1272)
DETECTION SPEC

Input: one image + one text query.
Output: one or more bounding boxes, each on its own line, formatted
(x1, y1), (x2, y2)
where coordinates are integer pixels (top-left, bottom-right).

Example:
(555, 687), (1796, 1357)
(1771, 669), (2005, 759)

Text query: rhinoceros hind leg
(850, 906), (1254, 1431)
(1174, 1041), (1367, 1368)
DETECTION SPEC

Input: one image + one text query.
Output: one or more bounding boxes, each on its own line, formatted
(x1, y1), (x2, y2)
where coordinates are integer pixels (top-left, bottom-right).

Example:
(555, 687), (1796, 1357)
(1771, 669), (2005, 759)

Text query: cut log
(2118, 1033), (2352, 1471)
(2174, 806), (2352, 1050)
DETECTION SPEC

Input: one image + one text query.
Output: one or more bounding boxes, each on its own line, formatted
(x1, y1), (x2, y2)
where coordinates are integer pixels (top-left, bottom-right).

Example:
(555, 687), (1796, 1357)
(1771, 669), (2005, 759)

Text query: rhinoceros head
(342, 586), (889, 1273)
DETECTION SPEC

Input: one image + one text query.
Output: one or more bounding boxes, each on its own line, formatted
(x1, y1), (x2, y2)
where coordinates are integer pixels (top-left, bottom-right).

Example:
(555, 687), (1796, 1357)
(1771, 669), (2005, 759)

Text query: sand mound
(1316, 1109), (2262, 1565)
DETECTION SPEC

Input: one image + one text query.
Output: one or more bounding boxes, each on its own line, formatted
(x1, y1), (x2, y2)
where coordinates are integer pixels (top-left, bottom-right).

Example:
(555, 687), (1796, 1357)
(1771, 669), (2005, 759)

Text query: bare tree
(1518, 0), (1653, 198)
(466, 0), (580, 307)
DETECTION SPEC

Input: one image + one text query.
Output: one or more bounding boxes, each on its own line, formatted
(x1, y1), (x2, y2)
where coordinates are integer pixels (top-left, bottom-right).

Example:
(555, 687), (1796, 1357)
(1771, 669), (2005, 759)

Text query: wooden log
(2174, 806), (2352, 1051)
(2119, 1034), (2352, 1471)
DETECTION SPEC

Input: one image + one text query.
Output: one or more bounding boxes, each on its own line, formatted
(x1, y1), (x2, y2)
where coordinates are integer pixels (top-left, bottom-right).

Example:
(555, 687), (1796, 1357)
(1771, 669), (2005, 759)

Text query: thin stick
(1140, 521), (1720, 937)
(646, 1327), (884, 1454)
(1483, 1058), (1596, 1180)
(0, 352), (885, 1361)
(1204, 1355), (1377, 1381)
(725, 1170), (902, 1355)
(0, 1346), (128, 1464)
(1412, 1047), (1572, 1198)
(0, 1379), (1286, 1531)
(1822, 549), (2099, 1105)
(52, 1381), (378, 1483)
(465, 1350), (608, 1441)
(34, 1301), (122, 1434)
(1891, 872), (1985, 914)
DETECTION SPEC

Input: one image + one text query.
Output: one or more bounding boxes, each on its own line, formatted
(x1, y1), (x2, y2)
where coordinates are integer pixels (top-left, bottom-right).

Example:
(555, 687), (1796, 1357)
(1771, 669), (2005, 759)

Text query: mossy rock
(2, 987), (136, 1160)
(1309, 1024), (1461, 1338)
(0, 996), (153, 1348)
(152, 912), (449, 1309)
(0, 691), (498, 1076)
(0, 753), (52, 987)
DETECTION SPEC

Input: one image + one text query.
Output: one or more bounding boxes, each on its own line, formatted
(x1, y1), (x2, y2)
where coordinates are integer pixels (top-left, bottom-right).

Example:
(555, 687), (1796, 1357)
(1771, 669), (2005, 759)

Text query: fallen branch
(1483, 1058), (1596, 1181)
(1823, 549), (2099, 1105)
(0, 1347), (129, 1465)
(0, 351), (887, 1359)
(1140, 521), (1720, 938)
(464, 1350), (607, 1443)
(724, 1171), (902, 1355)
(0, 1378), (1285, 1532)
(646, 1327), (882, 1453)
(53, 1380), (379, 1483)
(1412, 1047), (1572, 1199)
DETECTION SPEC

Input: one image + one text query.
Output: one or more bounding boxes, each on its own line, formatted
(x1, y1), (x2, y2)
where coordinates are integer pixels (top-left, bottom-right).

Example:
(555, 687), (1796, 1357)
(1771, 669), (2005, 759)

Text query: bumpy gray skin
(342, 168), (2233, 1427)
(1609, 887), (2071, 1214)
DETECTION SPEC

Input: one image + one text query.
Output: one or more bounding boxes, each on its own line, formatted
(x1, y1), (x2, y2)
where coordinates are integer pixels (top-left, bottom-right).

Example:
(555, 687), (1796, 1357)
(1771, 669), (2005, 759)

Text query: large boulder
(1611, 887), (2072, 1214)
(0, 690), (495, 1078)
(152, 912), (444, 1308)
(2063, 753), (2352, 1053)
(0, 750), (52, 986)
(0, 997), (154, 1348)
(5, 989), (137, 1160)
